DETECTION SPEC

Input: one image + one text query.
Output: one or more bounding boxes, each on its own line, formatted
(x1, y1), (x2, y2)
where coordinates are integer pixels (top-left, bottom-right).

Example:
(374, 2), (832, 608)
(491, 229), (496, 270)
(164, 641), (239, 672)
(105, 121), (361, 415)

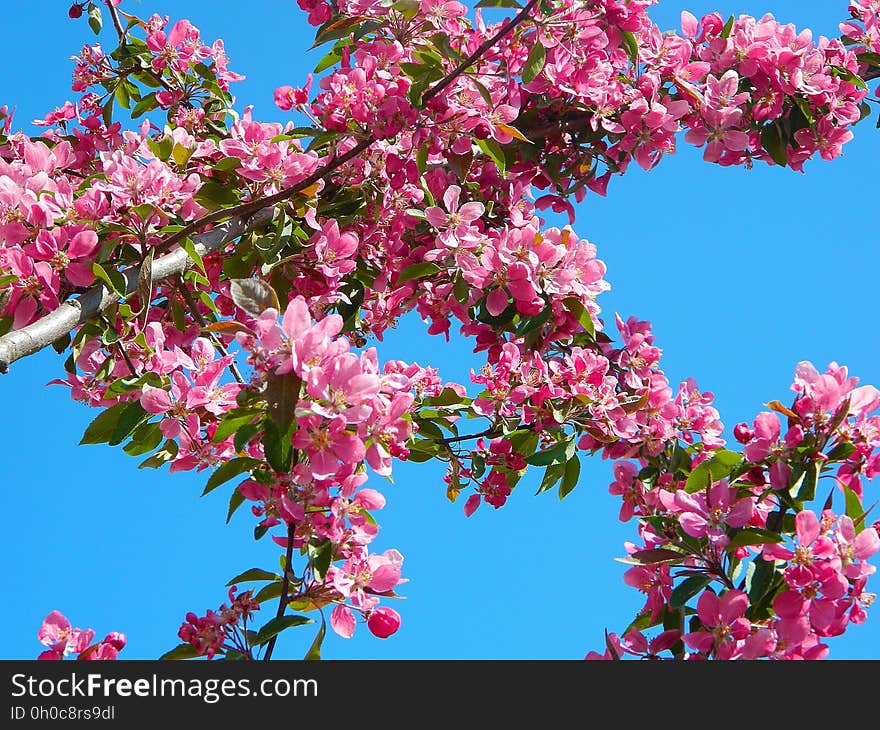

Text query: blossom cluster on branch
(2, 0), (878, 660)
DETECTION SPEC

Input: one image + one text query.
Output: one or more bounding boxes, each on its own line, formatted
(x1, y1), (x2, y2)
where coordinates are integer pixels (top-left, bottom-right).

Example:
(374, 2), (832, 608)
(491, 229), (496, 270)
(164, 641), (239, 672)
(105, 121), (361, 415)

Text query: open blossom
(658, 481), (754, 547)
(37, 611), (123, 660)
(683, 590), (751, 659)
(424, 185), (485, 250)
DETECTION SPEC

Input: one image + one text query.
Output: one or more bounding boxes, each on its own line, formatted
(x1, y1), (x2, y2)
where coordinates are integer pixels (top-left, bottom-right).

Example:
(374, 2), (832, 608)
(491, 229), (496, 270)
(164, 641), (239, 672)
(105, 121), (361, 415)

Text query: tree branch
(263, 518), (296, 661)
(104, 0), (126, 43)
(422, 0), (541, 103)
(0, 209), (273, 373)
(155, 0), (541, 257)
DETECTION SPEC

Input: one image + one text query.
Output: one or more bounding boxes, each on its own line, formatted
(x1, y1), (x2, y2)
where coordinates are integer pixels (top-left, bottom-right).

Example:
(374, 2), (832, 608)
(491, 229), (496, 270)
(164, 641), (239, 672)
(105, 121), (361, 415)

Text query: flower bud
(367, 607), (401, 639)
(733, 423), (753, 444)
(68, 3), (83, 18)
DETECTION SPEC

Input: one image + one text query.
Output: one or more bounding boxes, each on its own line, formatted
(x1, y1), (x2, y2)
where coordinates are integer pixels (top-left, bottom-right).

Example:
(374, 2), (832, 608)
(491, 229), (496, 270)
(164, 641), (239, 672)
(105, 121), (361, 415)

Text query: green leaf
(521, 41), (546, 84)
(254, 581), (284, 604)
(745, 556), (776, 604)
(226, 568), (279, 586)
(195, 181), (240, 211)
(721, 15), (735, 38)
(307, 539), (333, 582)
(138, 439), (178, 468)
(130, 92), (158, 119)
(255, 615), (314, 646)
(159, 643), (201, 660)
(226, 487), (245, 524)
(844, 487), (865, 532)
(203, 457), (261, 496)
(558, 455), (581, 500)
(234, 422), (262, 453)
(176, 237), (205, 276)
(422, 387), (470, 408)
(760, 123), (787, 167)
(80, 402), (130, 445)
(108, 402), (150, 446)
(212, 410), (261, 444)
(826, 441), (856, 462)
(669, 575), (711, 611)
(726, 528), (784, 551)
(312, 16), (367, 48)
(562, 297), (595, 338)
(525, 438), (574, 467)
(620, 30), (639, 64)
(114, 81), (131, 110)
(684, 450), (742, 493)
(397, 261), (441, 284)
(535, 462), (566, 495)
(475, 137), (506, 173)
(229, 278), (279, 317)
(262, 418), (293, 473)
(122, 421), (163, 456)
(208, 159), (241, 176)
(616, 548), (685, 566)
(793, 461), (818, 502)
(829, 65), (868, 89)
(304, 618), (326, 661)
(92, 262), (127, 297)
(471, 452), (486, 479)
(88, 5), (102, 35)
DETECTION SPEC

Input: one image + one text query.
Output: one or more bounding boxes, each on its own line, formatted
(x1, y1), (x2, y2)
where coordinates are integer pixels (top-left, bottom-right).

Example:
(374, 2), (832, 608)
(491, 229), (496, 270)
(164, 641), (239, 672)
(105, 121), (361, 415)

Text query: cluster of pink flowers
(8, 0), (880, 659)
(596, 358), (880, 659)
(37, 611), (125, 661)
(841, 0), (880, 99)
(177, 587), (260, 659)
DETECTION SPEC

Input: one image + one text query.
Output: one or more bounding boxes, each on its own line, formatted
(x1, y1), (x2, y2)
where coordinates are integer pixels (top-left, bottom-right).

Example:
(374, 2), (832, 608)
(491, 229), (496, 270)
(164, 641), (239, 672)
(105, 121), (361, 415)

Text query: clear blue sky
(2, 0), (879, 660)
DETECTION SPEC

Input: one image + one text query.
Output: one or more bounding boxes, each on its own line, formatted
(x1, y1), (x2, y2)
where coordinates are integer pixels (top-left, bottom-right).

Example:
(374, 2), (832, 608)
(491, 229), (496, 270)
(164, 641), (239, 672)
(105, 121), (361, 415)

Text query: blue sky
(2, 0), (879, 660)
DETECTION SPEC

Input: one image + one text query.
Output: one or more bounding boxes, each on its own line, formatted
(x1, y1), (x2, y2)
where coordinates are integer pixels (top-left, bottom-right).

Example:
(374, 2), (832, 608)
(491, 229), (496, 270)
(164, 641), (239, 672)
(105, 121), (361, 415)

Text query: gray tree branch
(0, 208), (273, 373)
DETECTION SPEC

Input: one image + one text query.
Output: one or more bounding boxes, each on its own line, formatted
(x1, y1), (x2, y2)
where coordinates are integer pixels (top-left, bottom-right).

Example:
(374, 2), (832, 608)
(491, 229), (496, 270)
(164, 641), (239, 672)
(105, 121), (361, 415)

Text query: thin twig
(422, 0), (541, 103)
(263, 523), (296, 660)
(104, 0), (126, 42)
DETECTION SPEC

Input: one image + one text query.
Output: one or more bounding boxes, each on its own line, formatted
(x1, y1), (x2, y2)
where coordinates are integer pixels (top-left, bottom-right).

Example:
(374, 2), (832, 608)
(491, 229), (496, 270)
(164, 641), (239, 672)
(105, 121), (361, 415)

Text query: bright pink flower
(424, 185), (485, 249)
(683, 590), (751, 659)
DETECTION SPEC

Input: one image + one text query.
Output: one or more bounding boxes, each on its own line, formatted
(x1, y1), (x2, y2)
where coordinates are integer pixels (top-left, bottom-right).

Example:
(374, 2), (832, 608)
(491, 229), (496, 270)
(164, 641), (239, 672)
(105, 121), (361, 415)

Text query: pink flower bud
(733, 423), (753, 444)
(101, 632), (126, 650)
(367, 607), (401, 639)
(69, 4), (84, 19)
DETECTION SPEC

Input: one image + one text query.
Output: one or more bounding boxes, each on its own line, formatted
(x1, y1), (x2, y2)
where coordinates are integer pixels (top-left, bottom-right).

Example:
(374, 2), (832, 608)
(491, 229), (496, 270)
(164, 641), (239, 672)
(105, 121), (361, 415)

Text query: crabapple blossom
(4, 0), (880, 661)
